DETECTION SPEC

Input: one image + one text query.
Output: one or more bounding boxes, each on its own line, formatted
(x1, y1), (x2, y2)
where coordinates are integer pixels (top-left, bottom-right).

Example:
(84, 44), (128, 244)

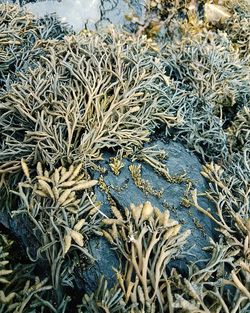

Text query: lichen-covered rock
(83, 139), (218, 291)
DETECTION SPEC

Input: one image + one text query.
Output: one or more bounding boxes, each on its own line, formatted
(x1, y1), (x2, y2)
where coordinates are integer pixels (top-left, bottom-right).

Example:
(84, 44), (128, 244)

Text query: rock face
(80, 237), (120, 293)
(23, 0), (101, 31)
(97, 0), (145, 31)
(5, 0), (144, 32)
(82, 139), (218, 292)
(0, 212), (39, 260)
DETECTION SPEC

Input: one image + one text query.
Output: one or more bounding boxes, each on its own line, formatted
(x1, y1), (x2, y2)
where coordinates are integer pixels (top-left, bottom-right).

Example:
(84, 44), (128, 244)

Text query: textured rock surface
(97, 0), (145, 31)
(80, 237), (120, 293)
(81, 139), (218, 292)
(23, 0), (100, 31)
(3, 0), (144, 32)
(0, 212), (39, 259)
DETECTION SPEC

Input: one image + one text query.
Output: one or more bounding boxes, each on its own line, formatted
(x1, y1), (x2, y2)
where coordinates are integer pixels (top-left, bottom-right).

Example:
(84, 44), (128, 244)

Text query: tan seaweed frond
(0, 3), (71, 88)
(0, 233), (65, 311)
(0, 234), (14, 306)
(0, 29), (181, 177)
(78, 276), (128, 313)
(109, 157), (124, 176)
(227, 106), (250, 152)
(11, 162), (101, 290)
(129, 164), (164, 197)
(222, 0), (250, 59)
(102, 201), (190, 312)
(185, 155), (250, 311)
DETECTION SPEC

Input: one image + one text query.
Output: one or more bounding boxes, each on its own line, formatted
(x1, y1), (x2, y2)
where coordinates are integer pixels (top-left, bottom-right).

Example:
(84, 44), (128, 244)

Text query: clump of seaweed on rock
(80, 201), (190, 312)
(0, 4), (71, 90)
(160, 31), (250, 160)
(218, 0), (250, 60)
(183, 159), (250, 312)
(0, 2), (250, 311)
(0, 28), (181, 183)
(227, 106), (250, 152)
(11, 160), (102, 298)
(0, 232), (69, 313)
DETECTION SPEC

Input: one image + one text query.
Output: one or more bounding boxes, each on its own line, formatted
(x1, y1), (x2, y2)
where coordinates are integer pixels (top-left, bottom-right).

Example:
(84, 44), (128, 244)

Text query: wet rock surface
(80, 237), (120, 293)
(2, 0), (144, 32)
(0, 212), (40, 259)
(82, 139), (218, 291)
(97, 0), (145, 31)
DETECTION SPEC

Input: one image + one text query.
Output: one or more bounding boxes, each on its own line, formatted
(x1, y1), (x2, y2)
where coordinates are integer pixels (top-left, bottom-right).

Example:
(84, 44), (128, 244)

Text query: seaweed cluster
(13, 160), (102, 297)
(79, 201), (190, 312)
(220, 0), (250, 59)
(0, 232), (69, 313)
(161, 32), (250, 160)
(140, 0), (250, 46)
(0, 4), (71, 90)
(0, 1), (249, 312)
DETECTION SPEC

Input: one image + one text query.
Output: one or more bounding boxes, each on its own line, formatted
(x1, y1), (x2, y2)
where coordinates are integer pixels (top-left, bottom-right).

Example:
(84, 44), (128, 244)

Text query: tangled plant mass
(80, 201), (190, 312)
(0, 4), (71, 89)
(0, 1), (250, 312)
(0, 29), (180, 173)
(13, 160), (101, 293)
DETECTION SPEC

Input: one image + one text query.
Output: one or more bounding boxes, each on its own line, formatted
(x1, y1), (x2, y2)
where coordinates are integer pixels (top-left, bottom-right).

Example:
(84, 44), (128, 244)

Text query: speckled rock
(82, 139), (218, 291)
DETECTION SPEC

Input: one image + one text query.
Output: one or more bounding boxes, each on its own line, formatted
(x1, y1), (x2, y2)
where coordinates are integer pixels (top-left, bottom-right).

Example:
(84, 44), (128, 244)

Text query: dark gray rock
(0, 139), (218, 293)
(81, 237), (120, 294)
(83, 139), (218, 291)
(0, 212), (40, 259)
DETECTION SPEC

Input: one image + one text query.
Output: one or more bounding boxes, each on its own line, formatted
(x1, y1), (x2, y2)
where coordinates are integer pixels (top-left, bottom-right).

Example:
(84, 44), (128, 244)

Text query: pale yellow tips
(58, 189), (72, 205)
(74, 219), (85, 231)
(72, 180), (98, 191)
(70, 230), (84, 247)
(141, 201), (154, 220)
(131, 203), (142, 223)
(21, 159), (30, 180)
(36, 162), (43, 176)
(63, 234), (72, 255)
